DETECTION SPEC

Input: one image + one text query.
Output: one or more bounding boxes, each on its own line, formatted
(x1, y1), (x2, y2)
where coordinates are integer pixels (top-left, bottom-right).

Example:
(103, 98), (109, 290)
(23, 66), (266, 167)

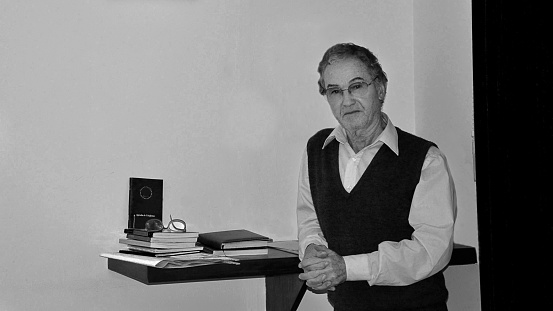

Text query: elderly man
(297, 43), (457, 310)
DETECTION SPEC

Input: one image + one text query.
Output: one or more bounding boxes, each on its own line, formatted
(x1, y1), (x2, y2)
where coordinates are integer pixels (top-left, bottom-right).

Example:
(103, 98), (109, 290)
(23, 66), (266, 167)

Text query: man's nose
(342, 90), (355, 105)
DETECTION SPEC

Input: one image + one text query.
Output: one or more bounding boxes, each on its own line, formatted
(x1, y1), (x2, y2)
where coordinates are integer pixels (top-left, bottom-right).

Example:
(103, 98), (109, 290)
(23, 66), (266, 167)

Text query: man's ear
(377, 84), (387, 102)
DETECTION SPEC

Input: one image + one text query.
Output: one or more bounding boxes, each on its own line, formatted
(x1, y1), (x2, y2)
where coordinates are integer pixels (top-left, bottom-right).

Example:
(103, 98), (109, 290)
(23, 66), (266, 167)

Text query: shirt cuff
(343, 254), (372, 281)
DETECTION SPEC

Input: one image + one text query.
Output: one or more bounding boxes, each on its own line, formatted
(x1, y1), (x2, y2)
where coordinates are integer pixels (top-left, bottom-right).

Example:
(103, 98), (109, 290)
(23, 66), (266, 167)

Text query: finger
(312, 244), (329, 252)
(305, 274), (327, 288)
(311, 245), (329, 256)
(303, 261), (328, 272)
(298, 256), (327, 269)
(315, 251), (328, 258)
(298, 269), (325, 281)
(299, 259), (328, 271)
(310, 281), (332, 291)
(298, 256), (321, 268)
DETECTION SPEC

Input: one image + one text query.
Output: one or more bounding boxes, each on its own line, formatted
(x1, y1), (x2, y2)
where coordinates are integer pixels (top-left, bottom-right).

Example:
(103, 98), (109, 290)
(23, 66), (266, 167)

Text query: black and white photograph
(1, 1), (551, 310)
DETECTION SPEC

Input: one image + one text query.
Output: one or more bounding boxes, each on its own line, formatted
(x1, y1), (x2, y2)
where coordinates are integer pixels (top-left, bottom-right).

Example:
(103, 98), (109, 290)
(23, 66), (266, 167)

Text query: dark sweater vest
(307, 127), (448, 311)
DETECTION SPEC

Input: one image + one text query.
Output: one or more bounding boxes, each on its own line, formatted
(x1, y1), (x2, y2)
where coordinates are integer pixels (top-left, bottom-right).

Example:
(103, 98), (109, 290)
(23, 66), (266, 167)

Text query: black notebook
(198, 229), (271, 250)
(128, 177), (163, 229)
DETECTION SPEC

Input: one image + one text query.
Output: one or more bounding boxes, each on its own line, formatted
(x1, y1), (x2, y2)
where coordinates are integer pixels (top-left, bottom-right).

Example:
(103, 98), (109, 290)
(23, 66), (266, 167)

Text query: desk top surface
(108, 248), (302, 285)
(107, 244), (477, 285)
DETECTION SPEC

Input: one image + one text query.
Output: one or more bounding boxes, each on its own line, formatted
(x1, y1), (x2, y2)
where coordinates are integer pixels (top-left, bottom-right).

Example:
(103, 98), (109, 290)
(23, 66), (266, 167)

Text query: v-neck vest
(306, 127), (448, 311)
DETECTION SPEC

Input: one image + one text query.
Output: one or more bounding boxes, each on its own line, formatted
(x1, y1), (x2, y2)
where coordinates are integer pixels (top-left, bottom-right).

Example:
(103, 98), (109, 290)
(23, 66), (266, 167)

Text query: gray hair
(317, 43), (388, 101)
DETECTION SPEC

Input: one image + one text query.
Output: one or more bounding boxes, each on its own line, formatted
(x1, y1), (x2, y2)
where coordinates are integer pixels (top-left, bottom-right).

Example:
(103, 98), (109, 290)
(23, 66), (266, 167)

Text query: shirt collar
(322, 113), (399, 156)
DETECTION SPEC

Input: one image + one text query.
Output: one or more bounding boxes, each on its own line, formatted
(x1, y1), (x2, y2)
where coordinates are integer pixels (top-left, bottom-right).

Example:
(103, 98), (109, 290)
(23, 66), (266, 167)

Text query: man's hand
(301, 244), (329, 271)
(298, 244), (346, 291)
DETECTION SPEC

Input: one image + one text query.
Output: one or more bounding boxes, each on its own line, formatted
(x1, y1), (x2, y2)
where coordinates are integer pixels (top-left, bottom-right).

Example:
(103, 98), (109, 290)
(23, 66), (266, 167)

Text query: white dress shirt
(297, 114), (457, 286)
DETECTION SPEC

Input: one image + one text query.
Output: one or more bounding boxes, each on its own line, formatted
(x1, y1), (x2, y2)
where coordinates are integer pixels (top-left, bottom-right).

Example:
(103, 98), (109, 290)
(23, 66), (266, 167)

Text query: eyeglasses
(323, 76), (378, 105)
(144, 215), (187, 232)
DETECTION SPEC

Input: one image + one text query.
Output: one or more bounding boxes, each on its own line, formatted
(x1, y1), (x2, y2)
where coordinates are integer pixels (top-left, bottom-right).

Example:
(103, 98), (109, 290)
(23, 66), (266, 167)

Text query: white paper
(100, 252), (240, 269)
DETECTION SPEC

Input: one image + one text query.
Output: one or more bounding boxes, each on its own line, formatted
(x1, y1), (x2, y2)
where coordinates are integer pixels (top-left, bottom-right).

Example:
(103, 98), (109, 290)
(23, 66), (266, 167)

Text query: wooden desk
(107, 248), (305, 311)
(106, 244), (476, 311)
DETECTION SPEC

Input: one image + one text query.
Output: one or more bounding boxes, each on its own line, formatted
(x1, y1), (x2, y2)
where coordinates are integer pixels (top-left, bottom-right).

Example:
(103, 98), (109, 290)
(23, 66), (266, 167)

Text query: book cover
(124, 228), (199, 238)
(126, 234), (198, 243)
(128, 177), (163, 229)
(126, 245), (205, 254)
(197, 229), (271, 250)
(119, 249), (202, 257)
(203, 247), (269, 257)
(119, 238), (197, 249)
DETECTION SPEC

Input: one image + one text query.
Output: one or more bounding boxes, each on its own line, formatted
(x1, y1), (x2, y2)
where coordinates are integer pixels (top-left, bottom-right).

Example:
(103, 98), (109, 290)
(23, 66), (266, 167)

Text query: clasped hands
(298, 244), (346, 292)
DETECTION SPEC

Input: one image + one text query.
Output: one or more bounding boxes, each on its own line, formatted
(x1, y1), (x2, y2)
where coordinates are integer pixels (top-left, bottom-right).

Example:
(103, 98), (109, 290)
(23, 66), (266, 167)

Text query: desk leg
(265, 273), (307, 311)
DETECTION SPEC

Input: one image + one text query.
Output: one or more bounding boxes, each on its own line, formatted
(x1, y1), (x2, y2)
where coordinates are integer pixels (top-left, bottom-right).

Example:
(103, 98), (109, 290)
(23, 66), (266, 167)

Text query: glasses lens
(167, 219), (187, 232)
(326, 88), (342, 104)
(349, 82), (369, 97)
(144, 219), (164, 231)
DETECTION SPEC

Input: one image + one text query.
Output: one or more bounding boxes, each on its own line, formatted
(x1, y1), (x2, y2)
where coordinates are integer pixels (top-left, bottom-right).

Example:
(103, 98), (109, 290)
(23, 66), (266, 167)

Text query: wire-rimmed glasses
(144, 215), (187, 232)
(323, 76), (378, 105)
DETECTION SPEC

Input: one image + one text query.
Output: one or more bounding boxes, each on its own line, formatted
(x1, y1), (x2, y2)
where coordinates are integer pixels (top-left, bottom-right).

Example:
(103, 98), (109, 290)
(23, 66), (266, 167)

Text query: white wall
(0, 1), (418, 310)
(1, 1), (477, 310)
(413, 0), (477, 250)
(413, 1), (481, 310)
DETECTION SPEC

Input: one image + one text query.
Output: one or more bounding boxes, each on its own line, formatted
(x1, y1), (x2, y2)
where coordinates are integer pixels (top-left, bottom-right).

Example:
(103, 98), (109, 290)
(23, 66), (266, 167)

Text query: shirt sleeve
(344, 146), (457, 285)
(296, 148), (328, 260)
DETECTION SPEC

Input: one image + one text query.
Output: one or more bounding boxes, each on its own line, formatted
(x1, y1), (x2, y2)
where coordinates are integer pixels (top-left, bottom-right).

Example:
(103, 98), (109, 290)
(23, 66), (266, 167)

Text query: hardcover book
(203, 247), (269, 257)
(126, 234), (198, 243)
(119, 238), (197, 249)
(124, 228), (199, 238)
(128, 177), (163, 229)
(197, 229), (271, 250)
(119, 249), (203, 257)
(126, 245), (205, 254)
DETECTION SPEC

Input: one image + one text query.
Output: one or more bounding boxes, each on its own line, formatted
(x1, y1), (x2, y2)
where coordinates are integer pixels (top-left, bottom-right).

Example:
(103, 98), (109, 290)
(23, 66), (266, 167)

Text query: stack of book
(120, 228), (204, 257)
(197, 229), (272, 256)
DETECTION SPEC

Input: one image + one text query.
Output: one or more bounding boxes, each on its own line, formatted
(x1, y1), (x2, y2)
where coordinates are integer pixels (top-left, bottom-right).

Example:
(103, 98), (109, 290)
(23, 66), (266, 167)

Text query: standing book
(128, 177), (163, 229)
(198, 229), (271, 250)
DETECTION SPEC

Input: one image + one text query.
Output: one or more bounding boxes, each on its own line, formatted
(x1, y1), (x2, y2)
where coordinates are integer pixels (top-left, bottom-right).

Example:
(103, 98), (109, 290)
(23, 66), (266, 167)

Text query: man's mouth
(343, 110), (360, 116)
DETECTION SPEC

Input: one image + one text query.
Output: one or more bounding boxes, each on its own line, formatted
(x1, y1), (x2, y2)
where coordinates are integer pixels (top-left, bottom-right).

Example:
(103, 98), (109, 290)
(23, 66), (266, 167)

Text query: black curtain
(473, 1), (553, 310)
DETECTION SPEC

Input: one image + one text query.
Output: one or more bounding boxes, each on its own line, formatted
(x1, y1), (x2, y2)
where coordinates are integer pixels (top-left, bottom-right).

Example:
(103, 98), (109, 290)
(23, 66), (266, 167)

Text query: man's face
(322, 57), (383, 133)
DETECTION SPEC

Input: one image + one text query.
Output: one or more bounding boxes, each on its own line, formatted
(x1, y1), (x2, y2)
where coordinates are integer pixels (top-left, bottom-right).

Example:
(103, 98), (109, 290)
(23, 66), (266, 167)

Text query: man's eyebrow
(349, 77), (366, 83)
(326, 77), (365, 88)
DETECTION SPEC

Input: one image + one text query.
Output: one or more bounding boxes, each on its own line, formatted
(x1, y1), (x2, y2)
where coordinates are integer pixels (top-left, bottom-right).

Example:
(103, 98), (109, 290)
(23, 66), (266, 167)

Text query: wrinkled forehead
(322, 57), (372, 86)
(327, 53), (372, 69)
